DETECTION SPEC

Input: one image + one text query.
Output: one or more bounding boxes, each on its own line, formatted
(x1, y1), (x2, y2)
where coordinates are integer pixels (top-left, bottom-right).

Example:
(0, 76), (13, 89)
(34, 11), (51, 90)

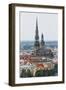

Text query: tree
(53, 64), (58, 74)
(43, 70), (49, 76)
(26, 69), (33, 77)
(35, 70), (44, 77)
(20, 69), (27, 77)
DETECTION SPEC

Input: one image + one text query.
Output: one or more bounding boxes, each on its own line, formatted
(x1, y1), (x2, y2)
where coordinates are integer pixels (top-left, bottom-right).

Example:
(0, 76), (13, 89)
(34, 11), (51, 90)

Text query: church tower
(41, 33), (45, 48)
(34, 18), (40, 50)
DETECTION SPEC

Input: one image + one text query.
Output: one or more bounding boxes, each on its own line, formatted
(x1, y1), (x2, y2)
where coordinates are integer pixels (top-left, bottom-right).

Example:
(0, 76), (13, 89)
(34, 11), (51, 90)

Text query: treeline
(20, 64), (58, 77)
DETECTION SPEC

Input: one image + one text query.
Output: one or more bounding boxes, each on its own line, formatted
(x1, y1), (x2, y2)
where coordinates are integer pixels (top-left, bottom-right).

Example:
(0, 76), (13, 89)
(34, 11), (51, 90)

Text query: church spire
(34, 17), (40, 49)
(41, 33), (45, 47)
(35, 17), (39, 40)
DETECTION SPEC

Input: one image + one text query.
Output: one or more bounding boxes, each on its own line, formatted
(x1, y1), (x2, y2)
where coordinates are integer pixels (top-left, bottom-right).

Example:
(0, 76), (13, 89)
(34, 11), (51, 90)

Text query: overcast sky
(19, 12), (58, 41)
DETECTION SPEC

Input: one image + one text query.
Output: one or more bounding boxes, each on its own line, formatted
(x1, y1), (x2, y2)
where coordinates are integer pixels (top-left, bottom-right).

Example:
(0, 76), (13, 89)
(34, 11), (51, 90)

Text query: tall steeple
(41, 33), (45, 47)
(34, 17), (40, 49)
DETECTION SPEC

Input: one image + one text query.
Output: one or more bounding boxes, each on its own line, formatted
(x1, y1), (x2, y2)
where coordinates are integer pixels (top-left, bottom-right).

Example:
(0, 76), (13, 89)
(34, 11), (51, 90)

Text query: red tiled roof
(37, 64), (44, 68)
(20, 55), (31, 60)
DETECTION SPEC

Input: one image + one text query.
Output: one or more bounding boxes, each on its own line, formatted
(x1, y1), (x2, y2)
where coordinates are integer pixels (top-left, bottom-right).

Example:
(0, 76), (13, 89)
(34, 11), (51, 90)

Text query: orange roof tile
(37, 64), (44, 68)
